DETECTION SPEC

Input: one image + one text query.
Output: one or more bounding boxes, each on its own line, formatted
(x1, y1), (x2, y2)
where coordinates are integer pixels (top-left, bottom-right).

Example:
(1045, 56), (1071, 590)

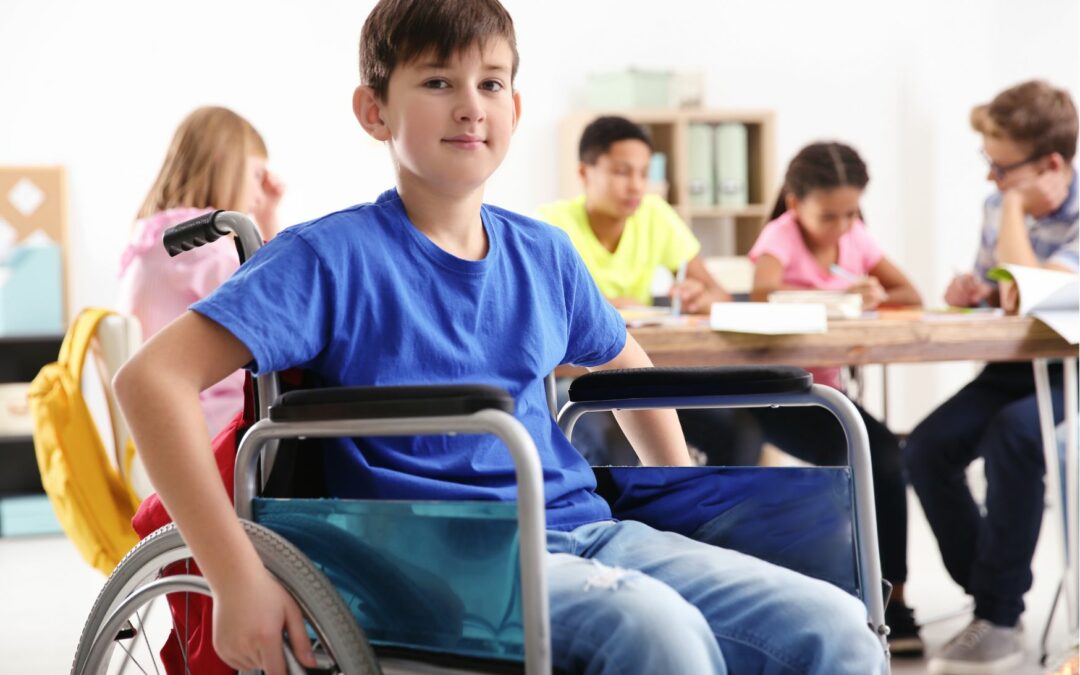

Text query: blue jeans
(547, 520), (887, 674)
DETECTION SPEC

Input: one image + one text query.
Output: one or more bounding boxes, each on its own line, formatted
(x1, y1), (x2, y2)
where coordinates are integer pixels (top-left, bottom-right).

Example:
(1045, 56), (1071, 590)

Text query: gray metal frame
(1034, 356), (1079, 662)
(557, 383), (889, 652)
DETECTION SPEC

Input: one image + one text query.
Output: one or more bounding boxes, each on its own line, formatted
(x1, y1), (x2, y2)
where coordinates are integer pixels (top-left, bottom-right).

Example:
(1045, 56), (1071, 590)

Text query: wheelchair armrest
(268, 384), (514, 422)
(567, 366), (812, 402)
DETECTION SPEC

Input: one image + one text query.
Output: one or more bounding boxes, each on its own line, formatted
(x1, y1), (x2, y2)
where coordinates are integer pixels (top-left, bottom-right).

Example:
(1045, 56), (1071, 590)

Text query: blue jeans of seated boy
(904, 361), (1066, 627)
(548, 520), (886, 674)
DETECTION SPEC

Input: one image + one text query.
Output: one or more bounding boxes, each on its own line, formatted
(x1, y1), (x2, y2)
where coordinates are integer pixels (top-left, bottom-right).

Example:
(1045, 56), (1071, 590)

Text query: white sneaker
(927, 618), (1024, 674)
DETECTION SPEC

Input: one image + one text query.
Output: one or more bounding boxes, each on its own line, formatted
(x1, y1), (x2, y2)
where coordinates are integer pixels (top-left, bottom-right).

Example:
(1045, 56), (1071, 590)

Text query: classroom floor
(0, 488), (1073, 674)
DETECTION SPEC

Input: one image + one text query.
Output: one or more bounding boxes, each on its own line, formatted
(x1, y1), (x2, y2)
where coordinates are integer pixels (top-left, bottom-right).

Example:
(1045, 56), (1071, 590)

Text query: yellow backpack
(28, 308), (141, 575)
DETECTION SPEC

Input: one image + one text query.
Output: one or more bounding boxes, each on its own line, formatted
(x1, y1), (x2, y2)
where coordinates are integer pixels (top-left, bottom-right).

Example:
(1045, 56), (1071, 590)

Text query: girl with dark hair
(748, 141), (924, 655)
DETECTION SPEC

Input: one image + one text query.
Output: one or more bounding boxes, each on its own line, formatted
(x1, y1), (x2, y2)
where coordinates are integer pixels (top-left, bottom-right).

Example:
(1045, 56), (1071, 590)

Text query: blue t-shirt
(193, 189), (626, 530)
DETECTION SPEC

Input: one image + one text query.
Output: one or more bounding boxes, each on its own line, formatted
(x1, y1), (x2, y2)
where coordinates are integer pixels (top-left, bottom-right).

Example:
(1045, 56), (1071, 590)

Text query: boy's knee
(804, 588), (887, 673)
(572, 568), (725, 673)
(982, 409), (1044, 470)
(903, 423), (953, 478)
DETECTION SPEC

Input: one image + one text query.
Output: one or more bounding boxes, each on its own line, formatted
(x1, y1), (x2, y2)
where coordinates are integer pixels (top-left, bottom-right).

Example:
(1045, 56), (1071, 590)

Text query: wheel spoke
(134, 604), (162, 675)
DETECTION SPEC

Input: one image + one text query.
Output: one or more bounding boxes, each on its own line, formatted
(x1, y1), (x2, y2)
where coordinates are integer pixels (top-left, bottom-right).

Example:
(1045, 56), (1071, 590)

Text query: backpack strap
(58, 308), (115, 380)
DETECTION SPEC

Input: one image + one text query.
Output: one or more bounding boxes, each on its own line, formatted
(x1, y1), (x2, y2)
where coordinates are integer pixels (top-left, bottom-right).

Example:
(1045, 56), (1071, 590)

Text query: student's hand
(671, 278), (724, 314)
(609, 296), (646, 309)
(847, 276), (888, 310)
(1005, 160), (1070, 218)
(252, 170), (285, 240)
(212, 568), (316, 675)
(944, 272), (993, 307)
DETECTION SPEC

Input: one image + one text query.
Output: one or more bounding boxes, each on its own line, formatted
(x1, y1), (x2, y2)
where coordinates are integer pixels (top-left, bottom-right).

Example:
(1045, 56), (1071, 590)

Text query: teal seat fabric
(254, 466), (861, 661)
(254, 498), (524, 660)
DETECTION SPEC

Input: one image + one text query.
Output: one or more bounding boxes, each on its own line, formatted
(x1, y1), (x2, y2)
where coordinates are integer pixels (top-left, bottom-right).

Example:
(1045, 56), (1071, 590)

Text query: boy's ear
(1045, 152), (1065, 172)
(784, 191), (799, 213)
(353, 85), (390, 142)
(511, 89), (522, 133)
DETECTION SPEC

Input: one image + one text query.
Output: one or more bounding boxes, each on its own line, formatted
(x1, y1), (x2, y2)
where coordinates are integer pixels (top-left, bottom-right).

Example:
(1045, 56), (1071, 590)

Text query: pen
(829, 264), (859, 282)
(671, 260), (688, 316)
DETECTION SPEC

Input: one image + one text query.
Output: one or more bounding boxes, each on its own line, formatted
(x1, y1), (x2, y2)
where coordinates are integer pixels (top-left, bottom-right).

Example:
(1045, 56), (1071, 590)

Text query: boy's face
(981, 134), (1043, 192)
(355, 38), (520, 197)
(580, 139), (651, 219)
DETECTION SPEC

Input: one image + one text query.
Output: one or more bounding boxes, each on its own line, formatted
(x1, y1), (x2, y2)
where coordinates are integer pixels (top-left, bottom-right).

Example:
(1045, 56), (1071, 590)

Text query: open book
(710, 302), (827, 335)
(988, 264), (1079, 344)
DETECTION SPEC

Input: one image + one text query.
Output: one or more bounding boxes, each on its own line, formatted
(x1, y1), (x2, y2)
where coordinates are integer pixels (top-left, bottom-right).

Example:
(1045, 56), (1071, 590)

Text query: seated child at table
(905, 80), (1077, 675)
(749, 140), (923, 655)
(538, 115), (761, 467)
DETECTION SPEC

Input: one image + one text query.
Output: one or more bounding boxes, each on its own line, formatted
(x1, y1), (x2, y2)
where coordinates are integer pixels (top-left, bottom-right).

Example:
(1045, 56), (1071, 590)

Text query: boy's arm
(997, 160), (1074, 272)
(114, 311), (314, 674)
(586, 334), (693, 467)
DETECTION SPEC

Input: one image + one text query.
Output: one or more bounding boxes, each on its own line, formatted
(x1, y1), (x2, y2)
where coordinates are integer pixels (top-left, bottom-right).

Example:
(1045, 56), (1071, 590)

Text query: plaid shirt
(974, 169), (1079, 280)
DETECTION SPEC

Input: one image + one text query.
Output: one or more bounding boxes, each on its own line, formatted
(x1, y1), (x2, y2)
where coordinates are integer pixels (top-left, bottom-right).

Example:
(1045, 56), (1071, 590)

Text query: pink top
(117, 208), (245, 437)
(748, 209), (883, 389)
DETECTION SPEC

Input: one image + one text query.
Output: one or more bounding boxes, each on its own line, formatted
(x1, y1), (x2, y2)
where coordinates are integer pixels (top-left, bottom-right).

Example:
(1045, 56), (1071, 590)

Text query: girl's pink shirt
(748, 209), (884, 389)
(117, 208), (245, 437)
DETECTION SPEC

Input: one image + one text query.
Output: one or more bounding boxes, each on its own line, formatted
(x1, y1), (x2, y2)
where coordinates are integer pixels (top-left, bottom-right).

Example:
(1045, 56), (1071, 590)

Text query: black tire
(71, 521), (381, 674)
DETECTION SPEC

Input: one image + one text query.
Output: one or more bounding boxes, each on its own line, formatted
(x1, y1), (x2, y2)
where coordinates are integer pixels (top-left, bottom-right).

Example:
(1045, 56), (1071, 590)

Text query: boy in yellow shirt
(539, 116), (759, 467)
(538, 116), (730, 311)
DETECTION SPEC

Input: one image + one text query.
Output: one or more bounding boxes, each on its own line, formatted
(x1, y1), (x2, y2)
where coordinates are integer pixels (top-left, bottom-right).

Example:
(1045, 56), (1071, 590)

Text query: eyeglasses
(980, 149), (1041, 180)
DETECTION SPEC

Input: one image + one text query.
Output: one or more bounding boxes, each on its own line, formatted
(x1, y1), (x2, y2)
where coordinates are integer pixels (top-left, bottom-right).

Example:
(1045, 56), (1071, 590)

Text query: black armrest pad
(269, 385), (513, 422)
(567, 366), (812, 402)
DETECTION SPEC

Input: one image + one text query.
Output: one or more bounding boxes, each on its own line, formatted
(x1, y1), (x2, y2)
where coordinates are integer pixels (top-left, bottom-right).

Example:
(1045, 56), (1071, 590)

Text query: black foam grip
(163, 210), (227, 257)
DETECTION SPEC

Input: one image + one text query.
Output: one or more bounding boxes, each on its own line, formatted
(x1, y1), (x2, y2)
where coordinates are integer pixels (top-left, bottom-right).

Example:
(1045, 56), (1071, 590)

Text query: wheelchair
(70, 211), (889, 674)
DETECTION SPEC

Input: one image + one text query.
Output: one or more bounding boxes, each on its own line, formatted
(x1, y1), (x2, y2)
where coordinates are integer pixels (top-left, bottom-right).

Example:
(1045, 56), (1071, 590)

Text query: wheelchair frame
(73, 210), (890, 675)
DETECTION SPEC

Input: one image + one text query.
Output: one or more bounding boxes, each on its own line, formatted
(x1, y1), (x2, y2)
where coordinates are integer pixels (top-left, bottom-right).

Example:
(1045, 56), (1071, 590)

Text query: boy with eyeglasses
(904, 80), (1077, 674)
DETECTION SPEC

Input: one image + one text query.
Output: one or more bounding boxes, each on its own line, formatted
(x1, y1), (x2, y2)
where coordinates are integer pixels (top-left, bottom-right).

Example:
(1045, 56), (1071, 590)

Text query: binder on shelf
(0, 240), (63, 336)
(715, 122), (749, 207)
(687, 123), (715, 207)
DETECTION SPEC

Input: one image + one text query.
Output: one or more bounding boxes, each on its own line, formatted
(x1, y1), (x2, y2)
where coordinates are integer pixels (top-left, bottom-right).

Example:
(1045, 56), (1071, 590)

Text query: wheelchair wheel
(71, 521), (381, 675)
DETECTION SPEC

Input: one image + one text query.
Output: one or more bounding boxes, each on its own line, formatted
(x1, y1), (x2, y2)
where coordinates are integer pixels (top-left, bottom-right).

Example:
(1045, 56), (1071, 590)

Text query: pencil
(672, 260), (688, 316)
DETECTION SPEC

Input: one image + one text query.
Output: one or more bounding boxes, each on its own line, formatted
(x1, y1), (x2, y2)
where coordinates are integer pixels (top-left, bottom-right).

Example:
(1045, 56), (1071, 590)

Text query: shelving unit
(0, 334), (63, 536)
(557, 109), (777, 256)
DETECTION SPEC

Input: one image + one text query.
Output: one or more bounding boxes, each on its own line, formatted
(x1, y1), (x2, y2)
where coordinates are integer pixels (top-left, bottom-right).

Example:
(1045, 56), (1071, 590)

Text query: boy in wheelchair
(113, 0), (887, 673)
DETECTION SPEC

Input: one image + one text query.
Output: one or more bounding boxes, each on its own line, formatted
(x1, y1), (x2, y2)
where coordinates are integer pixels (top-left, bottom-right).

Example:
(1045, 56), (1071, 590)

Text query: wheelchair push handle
(163, 210), (265, 263)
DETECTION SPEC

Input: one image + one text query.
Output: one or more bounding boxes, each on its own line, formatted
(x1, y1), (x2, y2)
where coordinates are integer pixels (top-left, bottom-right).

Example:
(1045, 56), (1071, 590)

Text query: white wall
(2, 0), (1077, 429)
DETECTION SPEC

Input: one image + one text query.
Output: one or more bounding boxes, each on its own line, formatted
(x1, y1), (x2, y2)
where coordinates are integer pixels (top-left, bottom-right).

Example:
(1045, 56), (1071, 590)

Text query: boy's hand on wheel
(212, 568), (316, 675)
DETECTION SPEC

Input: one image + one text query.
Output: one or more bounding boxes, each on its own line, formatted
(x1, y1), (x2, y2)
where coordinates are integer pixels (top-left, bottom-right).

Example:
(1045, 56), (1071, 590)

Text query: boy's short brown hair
(359, 0), (519, 101)
(971, 80), (1078, 162)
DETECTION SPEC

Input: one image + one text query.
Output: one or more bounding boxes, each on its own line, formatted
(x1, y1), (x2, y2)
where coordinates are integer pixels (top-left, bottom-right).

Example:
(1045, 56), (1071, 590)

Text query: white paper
(710, 302), (827, 335)
(997, 264), (1079, 344)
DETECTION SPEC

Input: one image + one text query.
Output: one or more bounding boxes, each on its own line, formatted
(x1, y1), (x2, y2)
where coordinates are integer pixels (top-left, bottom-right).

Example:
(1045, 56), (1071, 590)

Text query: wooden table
(628, 313), (1076, 368)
